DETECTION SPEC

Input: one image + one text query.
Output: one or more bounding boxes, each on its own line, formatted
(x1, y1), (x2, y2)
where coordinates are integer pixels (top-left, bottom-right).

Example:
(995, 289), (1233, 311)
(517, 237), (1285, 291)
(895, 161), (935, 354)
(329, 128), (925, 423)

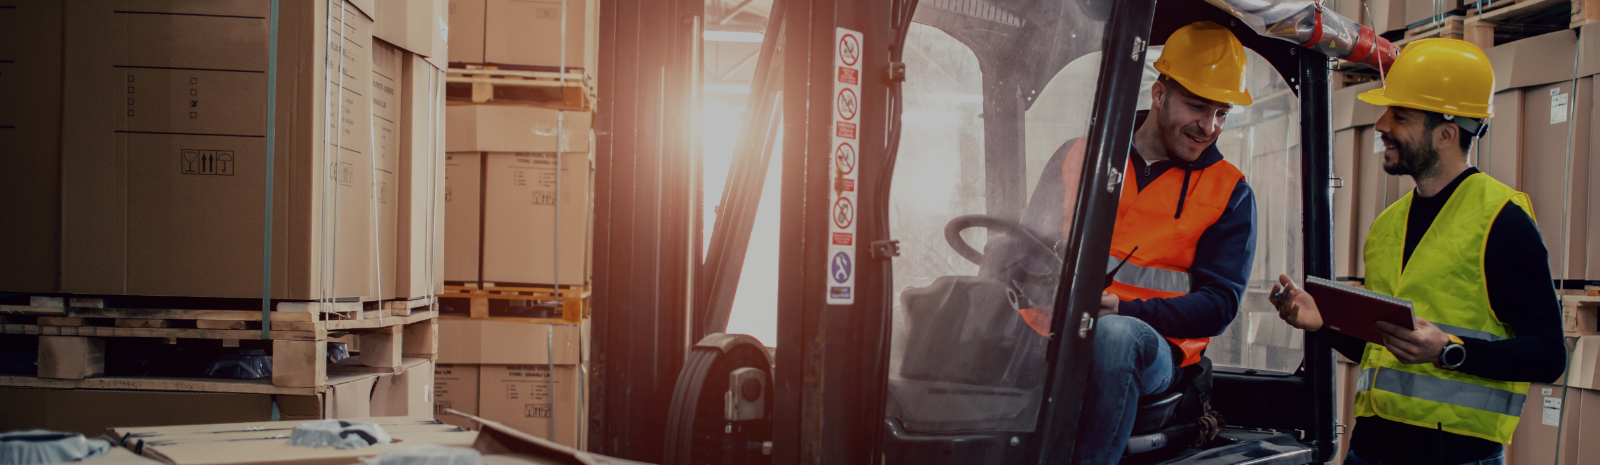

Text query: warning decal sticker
(826, 27), (863, 305)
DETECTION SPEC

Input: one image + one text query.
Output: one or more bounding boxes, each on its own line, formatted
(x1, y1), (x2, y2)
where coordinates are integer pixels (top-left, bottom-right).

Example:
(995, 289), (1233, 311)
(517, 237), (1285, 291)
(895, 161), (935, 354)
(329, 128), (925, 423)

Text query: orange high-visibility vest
(1020, 138), (1245, 367)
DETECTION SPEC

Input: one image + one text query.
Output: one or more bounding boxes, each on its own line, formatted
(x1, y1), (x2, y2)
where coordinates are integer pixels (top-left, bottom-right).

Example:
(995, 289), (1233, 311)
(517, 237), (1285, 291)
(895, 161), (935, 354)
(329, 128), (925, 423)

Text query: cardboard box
(0, 1), (64, 293)
(1591, 80), (1600, 281)
(372, 39), (405, 300)
(59, 0), (377, 300)
(1333, 81), (1383, 132)
(451, 0), (598, 74)
(375, 0), (450, 67)
(371, 360), (435, 417)
(446, 104), (592, 153)
(1353, 126), (1389, 278)
(1486, 30), (1579, 94)
(1403, 0), (1459, 27)
(468, 414), (646, 465)
(108, 418), (475, 465)
(434, 363), (481, 429)
(1370, 0), (1408, 33)
(447, 0), (487, 63)
(0, 388), (279, 438)
(482, 152), (593, 286)
(444, 153), (483, 282)
(438, 319), (581, 365)
(1510, 384), (1594, 465)
(1520, 78), (1591, 279)
(1564, 336), (1600, 389)
(478, 364), (583, 447)
(398, 54), (448, 298)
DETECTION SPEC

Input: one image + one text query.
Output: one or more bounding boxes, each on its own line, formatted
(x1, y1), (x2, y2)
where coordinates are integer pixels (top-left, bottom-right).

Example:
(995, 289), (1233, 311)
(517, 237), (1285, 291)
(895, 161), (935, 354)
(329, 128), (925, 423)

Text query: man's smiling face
(1151, 78), (1233, 162)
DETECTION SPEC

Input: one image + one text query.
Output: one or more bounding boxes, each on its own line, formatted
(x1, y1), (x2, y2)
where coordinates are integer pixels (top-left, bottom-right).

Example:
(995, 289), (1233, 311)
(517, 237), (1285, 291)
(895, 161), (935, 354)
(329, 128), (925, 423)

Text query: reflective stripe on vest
(1355, 172), (1533, 444)
(1106, 256), (1192, 294)
(1354, 367), (1526, 417)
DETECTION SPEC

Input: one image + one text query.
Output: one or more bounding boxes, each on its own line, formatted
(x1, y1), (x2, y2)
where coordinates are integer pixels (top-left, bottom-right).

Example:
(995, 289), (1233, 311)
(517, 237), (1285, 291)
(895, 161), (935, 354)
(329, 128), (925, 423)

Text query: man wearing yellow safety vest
(1270, 38), (1566, 465)
(1028, 22), (1260, 464)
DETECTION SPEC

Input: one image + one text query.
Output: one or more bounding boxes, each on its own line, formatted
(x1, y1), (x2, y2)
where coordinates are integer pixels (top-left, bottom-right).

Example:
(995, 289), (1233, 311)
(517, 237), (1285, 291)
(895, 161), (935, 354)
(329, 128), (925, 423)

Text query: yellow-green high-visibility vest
(1355, 172), (1533, 444)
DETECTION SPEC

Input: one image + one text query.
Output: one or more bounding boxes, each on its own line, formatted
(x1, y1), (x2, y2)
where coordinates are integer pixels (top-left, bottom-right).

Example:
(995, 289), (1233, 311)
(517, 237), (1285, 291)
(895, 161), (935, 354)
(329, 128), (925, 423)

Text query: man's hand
(1269, 275), (1323, 331)
(1098, 291), (1119, 317)
(1376, 317), (1451, 365)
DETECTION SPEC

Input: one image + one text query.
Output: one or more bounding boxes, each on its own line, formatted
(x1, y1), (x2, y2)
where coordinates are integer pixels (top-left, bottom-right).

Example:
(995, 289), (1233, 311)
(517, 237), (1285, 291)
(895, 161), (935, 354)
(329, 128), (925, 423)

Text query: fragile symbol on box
(533, 192), (558, 206)
(179, 150), (235, 176)
(435, 401), (453, 415)
(525, 403), (553, 419)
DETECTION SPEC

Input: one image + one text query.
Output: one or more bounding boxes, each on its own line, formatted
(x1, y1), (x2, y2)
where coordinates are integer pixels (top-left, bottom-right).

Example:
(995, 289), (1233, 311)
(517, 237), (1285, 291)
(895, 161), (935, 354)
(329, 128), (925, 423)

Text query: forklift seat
(1124, 355), (1214, 456)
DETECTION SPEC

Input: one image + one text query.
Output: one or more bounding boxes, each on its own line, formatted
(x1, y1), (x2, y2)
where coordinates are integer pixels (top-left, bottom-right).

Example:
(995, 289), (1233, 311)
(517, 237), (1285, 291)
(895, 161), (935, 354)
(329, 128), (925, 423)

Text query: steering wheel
(943, 214), (1062, 276)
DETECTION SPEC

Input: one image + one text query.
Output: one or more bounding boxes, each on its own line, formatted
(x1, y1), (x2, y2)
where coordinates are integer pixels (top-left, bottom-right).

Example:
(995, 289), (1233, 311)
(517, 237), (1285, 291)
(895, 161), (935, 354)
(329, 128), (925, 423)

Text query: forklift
(664, 0), (1397, 463)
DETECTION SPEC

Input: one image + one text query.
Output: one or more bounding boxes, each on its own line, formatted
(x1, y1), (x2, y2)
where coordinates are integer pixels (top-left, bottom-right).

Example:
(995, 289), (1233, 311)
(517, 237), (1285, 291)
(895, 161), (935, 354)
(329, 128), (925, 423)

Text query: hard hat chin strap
(1443, 114), (1489, 138)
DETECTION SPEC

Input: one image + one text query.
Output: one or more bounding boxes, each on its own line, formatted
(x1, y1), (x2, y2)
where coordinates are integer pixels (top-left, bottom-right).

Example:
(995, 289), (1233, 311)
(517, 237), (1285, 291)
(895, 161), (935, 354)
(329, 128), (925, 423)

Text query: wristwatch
(1438, 335), (1466, 370)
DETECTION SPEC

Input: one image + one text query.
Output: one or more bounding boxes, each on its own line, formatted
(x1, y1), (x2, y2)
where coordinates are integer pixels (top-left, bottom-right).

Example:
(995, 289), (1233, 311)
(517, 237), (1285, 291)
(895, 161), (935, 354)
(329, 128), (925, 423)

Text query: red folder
(1304, 276), (1416, 345)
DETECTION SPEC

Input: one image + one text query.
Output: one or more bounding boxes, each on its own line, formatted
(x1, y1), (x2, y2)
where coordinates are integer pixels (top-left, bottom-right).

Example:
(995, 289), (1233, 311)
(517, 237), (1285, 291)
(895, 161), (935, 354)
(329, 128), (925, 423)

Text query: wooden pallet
(1564, 294), (1600, 336)
(0, 297), (440, 393)
(436, 283), (589, 324)
(1400, 14), (1468, 45)
(1461, 0), (1582, 48)
(445, 65), (592, 111)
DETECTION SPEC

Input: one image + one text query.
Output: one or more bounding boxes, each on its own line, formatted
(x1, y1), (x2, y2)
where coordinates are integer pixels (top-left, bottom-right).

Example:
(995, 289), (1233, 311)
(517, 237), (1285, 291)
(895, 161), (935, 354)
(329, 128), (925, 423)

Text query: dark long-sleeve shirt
(1115, 113), (1258, 340)
(1313, 168), (1566, 464)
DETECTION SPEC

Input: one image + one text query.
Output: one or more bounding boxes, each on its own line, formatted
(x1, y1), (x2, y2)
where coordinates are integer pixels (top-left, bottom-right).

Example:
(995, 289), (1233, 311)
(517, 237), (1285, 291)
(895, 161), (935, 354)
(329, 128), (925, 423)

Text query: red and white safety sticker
(826, 27), (863, 305)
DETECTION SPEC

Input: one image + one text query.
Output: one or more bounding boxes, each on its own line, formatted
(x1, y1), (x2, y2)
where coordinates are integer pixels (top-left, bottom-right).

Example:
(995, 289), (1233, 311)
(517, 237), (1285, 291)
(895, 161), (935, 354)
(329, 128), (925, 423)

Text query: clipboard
(1303, 276), (1416, 345)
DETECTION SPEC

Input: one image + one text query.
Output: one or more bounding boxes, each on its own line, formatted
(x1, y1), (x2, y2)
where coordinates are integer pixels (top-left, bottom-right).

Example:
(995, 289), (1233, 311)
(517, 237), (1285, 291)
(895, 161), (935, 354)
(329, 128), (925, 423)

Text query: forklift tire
(664, 333), (775, 465)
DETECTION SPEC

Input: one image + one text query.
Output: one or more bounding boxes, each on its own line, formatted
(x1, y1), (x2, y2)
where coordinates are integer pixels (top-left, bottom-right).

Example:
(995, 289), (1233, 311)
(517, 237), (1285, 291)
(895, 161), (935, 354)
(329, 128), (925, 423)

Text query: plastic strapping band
(262, 0), (281, 339)
(547, 324), (557, 440)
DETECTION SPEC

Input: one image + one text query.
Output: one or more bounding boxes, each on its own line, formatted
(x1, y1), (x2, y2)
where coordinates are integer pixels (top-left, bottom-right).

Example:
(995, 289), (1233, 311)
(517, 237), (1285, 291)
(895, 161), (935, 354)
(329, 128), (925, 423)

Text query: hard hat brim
(1157, 64), (1254, 106)
(1357, 87), (1493, 119)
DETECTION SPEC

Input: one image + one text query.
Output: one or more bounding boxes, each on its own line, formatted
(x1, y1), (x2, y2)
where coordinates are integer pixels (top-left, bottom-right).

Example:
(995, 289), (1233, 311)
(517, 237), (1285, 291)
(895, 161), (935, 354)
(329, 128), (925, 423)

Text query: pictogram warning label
(831, 251), (852, 284)
(833, 197), (854, 229)
(835, 143), (856, 174)
(179, 150), (236, 176)
(836, 88), (858, 121)
(825, 27), (864, 306)
(838, 33), (860, 67)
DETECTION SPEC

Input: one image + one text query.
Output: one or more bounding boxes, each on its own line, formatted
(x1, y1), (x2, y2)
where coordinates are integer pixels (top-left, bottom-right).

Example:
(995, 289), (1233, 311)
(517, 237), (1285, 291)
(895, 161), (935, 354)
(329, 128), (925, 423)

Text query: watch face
(1444, 345), (1466, 367)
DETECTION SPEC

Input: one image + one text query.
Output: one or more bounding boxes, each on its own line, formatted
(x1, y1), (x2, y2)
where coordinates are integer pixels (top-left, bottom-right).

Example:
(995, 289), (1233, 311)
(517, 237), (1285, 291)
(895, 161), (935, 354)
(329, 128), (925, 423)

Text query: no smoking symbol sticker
(832, 197), (854, 229)
(838, 34), (860, 66)
(834, 143), (856, 174)
(836, 88), (858, 121)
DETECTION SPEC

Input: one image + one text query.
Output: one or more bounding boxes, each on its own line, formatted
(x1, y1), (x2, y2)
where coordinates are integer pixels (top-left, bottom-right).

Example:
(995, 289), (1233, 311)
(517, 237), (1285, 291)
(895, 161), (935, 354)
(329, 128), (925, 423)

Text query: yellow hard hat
(1154, 21), (1253, 106)
(1357, 38), (1494, 119)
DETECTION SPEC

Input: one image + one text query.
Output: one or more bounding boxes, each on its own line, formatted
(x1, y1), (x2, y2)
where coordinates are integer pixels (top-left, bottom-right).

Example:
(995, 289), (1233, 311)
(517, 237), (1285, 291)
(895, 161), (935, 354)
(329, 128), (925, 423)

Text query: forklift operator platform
(665, 0), (1394, 464)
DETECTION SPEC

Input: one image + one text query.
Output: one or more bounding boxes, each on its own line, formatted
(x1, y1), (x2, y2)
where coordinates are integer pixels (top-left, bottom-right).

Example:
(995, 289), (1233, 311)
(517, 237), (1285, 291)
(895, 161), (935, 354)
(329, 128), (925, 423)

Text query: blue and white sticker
(826, 27), (863, 305)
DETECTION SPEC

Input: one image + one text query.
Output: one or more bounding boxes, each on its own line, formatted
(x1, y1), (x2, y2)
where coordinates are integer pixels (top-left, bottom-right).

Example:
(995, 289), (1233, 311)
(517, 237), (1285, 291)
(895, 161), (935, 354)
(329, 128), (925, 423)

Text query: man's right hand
(1269, 274), (1323, 331)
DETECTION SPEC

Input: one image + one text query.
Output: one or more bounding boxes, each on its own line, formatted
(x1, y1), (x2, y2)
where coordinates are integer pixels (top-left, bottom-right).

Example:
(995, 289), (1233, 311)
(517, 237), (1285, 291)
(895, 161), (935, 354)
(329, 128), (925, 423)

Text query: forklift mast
(645, 0), (1361, 463)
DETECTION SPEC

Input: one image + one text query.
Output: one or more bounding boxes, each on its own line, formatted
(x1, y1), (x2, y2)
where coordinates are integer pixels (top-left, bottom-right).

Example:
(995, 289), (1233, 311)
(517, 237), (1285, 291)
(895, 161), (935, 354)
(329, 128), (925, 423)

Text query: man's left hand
(1098, 291), (1119, 317)
(1375, 317), (1451, 365)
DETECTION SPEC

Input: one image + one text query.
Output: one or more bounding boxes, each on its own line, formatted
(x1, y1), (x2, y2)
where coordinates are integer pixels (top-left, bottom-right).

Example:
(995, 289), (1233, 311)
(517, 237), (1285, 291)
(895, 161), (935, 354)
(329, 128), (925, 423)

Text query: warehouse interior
(0, 0), (1598, 464)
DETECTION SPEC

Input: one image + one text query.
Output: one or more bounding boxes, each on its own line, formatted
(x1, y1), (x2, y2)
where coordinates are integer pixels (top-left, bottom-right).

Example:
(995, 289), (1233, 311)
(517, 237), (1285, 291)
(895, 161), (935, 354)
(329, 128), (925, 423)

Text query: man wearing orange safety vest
(1041, 22), (1260, 464)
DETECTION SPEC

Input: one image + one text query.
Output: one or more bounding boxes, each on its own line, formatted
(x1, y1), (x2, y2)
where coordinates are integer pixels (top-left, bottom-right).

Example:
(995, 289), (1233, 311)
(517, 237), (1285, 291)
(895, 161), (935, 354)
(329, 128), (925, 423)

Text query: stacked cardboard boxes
(433, 320), (587, 448)
(0, 0), (454, 435)
(1481, 29), (1592, 284)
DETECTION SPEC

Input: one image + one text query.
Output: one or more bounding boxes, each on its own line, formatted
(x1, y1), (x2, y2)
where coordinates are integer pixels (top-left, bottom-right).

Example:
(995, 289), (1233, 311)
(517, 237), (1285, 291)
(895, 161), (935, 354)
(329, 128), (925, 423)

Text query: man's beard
(1382, 133), (1440, 177)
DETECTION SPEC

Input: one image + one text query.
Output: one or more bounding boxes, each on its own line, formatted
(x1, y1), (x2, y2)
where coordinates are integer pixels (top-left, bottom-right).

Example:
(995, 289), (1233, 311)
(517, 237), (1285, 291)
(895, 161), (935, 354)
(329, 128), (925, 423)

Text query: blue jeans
(1071, 315), (1177, 465)
(1345, 450), (1505, 465)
